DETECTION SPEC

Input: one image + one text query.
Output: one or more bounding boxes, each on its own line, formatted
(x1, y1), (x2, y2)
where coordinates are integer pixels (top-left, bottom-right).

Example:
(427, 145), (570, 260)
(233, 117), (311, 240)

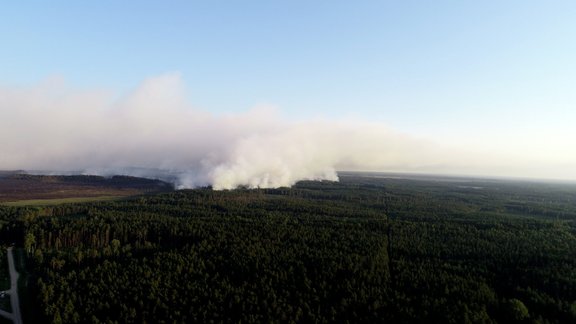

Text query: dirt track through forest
(0, 248), (22, 324)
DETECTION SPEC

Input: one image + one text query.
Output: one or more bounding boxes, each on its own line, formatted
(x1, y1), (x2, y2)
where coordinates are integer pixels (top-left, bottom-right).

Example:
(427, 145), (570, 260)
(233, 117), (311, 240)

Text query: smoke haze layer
(1, 74), (573, 188)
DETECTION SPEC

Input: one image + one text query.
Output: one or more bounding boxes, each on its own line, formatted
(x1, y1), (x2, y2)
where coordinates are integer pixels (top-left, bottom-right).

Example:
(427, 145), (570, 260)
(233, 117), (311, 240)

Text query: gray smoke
(2, 73), (567, 188)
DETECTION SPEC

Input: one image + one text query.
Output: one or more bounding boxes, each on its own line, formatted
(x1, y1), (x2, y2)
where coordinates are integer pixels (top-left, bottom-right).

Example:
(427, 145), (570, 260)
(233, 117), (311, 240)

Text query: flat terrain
(1, 173), (576, 322)
(0, 172), (172, 204)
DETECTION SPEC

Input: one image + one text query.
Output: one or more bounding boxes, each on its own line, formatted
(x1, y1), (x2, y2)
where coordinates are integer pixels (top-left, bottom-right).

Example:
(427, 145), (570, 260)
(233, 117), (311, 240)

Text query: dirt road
(0, 247), (22, 324)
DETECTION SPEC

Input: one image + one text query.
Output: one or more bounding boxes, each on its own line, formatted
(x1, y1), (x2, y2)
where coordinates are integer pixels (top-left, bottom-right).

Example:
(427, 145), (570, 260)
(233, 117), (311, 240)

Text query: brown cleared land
(0, 172), (172, 203)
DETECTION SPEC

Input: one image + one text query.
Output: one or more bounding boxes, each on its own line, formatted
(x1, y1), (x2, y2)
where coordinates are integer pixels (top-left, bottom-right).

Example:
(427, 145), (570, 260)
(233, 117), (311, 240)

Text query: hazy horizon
(1, 2), (575, 188)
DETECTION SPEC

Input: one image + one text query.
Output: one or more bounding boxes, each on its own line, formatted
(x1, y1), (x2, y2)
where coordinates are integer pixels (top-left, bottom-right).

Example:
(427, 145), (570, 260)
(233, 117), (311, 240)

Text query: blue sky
(1, 1), (575, 181)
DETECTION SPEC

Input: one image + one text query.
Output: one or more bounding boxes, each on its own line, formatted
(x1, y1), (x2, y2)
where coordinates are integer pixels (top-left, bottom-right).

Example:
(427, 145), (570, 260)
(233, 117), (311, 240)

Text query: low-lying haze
(1, 74), (574, 189)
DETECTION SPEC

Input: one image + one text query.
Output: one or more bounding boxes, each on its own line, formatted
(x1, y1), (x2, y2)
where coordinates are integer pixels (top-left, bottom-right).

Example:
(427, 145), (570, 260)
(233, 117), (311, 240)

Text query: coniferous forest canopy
(0, 173), (576, 323)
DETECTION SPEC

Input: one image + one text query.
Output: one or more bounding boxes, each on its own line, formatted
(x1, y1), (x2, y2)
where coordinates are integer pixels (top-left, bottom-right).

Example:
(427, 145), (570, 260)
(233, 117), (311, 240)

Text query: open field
(0, 172), (172, 204)
(2, 196), (125, 207)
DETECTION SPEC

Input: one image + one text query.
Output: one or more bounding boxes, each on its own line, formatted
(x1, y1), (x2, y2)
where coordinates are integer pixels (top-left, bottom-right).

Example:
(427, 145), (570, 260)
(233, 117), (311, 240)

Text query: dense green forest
(1, 174), (576, 323)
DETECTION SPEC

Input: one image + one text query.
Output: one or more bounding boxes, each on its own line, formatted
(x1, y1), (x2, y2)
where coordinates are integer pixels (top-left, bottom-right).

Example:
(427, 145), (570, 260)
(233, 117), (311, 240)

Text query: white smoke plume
(1, 73), (566, 189)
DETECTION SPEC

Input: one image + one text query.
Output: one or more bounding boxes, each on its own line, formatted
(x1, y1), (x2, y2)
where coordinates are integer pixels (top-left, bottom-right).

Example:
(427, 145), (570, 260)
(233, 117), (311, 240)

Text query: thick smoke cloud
(0, 73), (545, 189)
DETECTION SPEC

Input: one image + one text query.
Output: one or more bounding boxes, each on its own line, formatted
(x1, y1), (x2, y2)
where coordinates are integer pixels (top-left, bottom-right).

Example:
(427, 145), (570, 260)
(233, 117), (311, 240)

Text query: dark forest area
(1, 174), (575, 323)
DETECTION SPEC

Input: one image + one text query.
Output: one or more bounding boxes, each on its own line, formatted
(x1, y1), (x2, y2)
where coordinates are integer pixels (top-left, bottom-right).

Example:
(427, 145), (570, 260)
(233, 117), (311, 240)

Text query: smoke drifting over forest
(0, 74), (564, 189)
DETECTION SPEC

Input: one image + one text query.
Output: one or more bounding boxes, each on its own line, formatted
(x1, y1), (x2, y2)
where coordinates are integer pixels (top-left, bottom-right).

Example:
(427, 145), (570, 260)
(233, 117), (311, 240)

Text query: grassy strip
(1, 196), (123, 206)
